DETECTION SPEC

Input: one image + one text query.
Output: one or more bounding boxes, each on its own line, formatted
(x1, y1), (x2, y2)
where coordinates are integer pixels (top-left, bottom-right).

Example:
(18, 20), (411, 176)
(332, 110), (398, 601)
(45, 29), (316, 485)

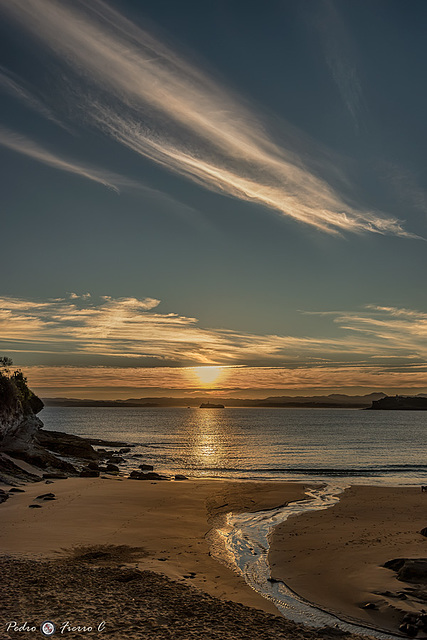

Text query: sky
(0, 0), (426, 399)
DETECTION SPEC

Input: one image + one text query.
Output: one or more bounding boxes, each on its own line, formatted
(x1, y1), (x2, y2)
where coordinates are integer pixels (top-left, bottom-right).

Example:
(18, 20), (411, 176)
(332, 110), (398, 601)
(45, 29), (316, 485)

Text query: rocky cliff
(0, 367), (77, 483)
(0, 364), (134, 486)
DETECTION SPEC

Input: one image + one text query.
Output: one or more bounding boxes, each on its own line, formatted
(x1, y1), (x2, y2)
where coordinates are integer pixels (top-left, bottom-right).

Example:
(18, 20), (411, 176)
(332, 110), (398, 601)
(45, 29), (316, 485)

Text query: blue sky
(0, 0), (426, 397)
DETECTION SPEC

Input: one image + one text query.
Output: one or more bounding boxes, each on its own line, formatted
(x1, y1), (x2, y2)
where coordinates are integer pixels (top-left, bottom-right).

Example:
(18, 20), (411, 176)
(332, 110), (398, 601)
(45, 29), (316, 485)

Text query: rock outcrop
(0, 367), (78, 482)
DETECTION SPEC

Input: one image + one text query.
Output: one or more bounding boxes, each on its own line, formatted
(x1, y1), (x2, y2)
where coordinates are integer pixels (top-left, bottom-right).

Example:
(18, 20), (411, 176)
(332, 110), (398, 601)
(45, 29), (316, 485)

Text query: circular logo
(40, 621), (56, 636)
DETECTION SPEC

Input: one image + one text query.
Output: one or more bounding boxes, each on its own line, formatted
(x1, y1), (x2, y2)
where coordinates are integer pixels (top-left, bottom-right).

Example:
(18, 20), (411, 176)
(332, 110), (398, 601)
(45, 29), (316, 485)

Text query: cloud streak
(1, 295), (426, 375)
(312, 0), (365, 130)
(0, 0), (416, 236)
(0, 126), (135, 192)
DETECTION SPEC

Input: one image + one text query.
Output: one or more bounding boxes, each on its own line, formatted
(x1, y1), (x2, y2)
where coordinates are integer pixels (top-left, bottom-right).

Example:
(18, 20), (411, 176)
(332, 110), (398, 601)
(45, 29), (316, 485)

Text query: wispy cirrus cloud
(0, 126), (134, 192)
(311, 0), (365, 130)
(0, 0), (417, 237)
(0, 67), (70, 131)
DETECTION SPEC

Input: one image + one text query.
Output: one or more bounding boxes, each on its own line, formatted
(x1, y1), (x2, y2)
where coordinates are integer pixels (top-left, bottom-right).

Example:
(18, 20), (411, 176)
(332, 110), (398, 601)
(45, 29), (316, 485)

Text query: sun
(191, 366), (224, 386)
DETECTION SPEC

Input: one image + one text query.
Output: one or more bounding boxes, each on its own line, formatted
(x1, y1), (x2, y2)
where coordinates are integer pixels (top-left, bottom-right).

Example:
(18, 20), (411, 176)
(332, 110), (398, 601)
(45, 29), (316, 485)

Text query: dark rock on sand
(399, 623), (419, 637)
(362, 602), (377, 610)
(28, 504), (42, 508)
(174, 474), (188, 480)
(107, 456), (124, 464)
(139, 463), (154, 471)
(119, 447), (131, 454)
(42, 472), (68, 479)
(0, 488), (9, 504)
(420, 527), (427, 537)
(79, 469), (100, 478)
(8, 487), (25, 493)
(36, 492), (55, 499)
(384, 558), (427, 583)
(129, 470), (166, 480)
(105, 463), (120, 472)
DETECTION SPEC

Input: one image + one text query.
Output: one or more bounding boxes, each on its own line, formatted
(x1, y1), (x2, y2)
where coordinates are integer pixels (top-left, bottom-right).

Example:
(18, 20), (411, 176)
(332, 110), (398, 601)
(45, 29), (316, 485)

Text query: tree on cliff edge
(0, 358), (44, 416)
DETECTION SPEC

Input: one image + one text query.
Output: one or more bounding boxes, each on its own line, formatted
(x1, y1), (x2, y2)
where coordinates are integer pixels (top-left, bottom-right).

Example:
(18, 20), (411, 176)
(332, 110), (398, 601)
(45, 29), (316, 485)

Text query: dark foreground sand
(0, 553), (368, 640)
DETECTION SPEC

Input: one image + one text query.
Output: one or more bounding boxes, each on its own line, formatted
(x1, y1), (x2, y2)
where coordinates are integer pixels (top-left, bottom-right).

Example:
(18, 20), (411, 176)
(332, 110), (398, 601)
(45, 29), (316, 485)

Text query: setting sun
(191, 366), (224, 386)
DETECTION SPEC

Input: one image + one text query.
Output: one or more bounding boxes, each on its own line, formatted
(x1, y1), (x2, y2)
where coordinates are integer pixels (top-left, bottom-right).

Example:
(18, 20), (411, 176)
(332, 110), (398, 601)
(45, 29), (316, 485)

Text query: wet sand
(269, 485), (427, 635)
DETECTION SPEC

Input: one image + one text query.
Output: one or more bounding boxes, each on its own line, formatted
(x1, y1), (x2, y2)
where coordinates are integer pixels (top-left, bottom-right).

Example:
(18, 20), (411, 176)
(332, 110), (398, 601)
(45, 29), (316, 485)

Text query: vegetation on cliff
(0, 357), (43, 416)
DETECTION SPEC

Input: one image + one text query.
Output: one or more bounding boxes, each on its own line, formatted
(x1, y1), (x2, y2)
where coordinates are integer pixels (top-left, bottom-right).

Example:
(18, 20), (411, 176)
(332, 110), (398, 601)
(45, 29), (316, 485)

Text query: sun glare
(191, 366), (224, 386)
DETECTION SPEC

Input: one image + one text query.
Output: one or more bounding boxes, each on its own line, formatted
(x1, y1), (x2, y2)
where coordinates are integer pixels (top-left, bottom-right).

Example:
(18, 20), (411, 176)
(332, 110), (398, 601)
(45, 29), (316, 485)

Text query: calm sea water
(40, 407), (427, 485)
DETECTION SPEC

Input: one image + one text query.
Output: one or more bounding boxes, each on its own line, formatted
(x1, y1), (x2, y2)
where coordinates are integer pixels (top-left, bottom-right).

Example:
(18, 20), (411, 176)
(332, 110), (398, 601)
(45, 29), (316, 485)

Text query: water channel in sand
(211, 484), (402, 640)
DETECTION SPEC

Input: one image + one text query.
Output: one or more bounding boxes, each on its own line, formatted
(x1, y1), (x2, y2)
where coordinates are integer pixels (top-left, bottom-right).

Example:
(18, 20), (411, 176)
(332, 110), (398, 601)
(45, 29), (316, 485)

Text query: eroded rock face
(0, 374), (78, 479)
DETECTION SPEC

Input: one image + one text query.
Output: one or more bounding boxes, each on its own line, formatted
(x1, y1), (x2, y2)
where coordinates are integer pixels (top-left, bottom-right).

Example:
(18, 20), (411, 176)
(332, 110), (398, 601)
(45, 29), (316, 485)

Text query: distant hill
(367, 395), (427, 411)
(42, 392), (387, 409)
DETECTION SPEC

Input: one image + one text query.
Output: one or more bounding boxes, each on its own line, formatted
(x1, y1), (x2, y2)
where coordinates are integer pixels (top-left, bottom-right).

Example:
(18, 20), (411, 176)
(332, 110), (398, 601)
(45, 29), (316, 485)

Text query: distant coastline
(42, 392), (389, 409)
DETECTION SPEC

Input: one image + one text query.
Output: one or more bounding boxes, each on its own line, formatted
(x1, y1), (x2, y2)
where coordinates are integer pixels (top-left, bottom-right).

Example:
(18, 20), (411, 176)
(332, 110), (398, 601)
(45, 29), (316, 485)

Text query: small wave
(183, 465), (427, 477)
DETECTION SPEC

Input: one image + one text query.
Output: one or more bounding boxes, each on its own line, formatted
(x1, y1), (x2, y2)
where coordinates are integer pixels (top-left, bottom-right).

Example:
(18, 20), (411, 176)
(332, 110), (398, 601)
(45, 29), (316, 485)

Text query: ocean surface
(40, 406), (427, 485)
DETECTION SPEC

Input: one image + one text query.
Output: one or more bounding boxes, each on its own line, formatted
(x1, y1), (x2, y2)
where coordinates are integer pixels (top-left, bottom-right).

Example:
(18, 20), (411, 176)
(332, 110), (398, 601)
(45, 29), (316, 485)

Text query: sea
(40, 406), (427, 485)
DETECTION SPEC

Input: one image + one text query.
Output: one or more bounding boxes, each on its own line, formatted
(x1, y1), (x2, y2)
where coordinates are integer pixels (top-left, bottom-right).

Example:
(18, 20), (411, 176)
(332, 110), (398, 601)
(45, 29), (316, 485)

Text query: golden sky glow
(1, 294), (427, 397)
(189, 366), (226, 386)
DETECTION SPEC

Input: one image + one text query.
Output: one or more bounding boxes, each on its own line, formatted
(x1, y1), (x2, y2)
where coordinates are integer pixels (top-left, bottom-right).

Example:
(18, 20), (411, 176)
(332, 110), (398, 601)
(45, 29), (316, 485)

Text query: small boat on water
(199, 401), (225, 408)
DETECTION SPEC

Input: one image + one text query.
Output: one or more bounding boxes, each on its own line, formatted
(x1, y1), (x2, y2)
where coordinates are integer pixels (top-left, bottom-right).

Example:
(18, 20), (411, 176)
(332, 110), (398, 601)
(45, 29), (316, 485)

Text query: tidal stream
(212, 484), (402, 639)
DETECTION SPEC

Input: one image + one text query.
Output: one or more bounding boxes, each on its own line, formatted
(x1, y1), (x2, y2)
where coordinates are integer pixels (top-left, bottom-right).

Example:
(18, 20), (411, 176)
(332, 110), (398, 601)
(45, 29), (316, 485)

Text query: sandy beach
(0, 478), (308, 613)
(2, 476), (426, 639)
(269, 485), (427, 635)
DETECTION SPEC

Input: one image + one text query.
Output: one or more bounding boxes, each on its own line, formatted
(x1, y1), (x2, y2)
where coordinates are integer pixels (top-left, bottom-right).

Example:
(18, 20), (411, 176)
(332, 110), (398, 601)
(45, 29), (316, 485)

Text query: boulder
(107, 456), (124, 464)
(174, 474), (188, 481)
(139, 464), (154, 471)
(42, 472), (68, 479)
(384, 558), (427, 583)
(79, 469), (100, 478)
(129, 471), (166, 480)
(106, 463), (120, 472)
(399, 623), (418, 637)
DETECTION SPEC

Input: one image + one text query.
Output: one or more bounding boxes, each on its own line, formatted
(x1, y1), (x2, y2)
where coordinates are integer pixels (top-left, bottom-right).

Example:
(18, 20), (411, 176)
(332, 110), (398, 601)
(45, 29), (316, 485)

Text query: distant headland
(366, 395), (427, 411)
